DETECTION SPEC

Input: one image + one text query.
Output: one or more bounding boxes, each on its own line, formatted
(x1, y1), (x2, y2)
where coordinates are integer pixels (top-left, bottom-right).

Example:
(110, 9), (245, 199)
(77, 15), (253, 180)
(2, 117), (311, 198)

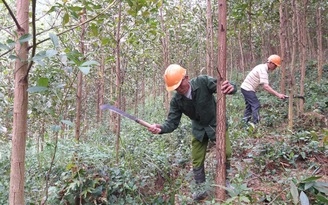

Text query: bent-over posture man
(148, 64), (237, 201)
(241, 54), (287, 125)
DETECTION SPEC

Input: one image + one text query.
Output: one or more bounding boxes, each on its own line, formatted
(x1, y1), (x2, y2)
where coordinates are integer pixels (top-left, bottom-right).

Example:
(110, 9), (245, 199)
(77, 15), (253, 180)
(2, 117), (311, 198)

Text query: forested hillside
(0, 0), (327, 204)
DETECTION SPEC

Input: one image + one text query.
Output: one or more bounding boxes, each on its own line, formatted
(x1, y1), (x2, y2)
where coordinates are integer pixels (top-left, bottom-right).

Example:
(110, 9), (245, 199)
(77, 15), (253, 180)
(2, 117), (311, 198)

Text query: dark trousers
(241, 88), (260, 124)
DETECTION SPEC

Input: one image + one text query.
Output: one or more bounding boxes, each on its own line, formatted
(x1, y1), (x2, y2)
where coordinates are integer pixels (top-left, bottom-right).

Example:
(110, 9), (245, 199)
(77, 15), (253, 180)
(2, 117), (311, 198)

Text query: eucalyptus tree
(298, 0), (307, 113)
(0, 0), (117, 203)
(316, 0), (323, 82)
(6, 0), (30, 203)
(279, 0), (288, 93)
(216, 0), (228, 201)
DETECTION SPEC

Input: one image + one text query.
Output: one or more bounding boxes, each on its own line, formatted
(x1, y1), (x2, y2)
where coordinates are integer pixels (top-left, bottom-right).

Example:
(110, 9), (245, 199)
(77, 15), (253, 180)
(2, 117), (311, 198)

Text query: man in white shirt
(240, 54), (287, 125)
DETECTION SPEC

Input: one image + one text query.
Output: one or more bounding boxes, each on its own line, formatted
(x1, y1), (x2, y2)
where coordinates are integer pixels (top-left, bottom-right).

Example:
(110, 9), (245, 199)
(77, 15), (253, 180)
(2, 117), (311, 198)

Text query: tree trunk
(299, 0), (307, 113)
(97, 53), (105, 123)
(134, 77), (138, 116)
(216, 0), (227, 202)
(75, 10), (86, 141)
(248, 0), (254, 62)
(236, 23), (245, 78)
(206, 0), (214, 76)
(316, 0), (323, 82)
(288, 0), (297, 130)
(279, 0), (287, 93)
(9, 0), (30, 204)
(160, 0), (170, 111)
(115, 0), (122, 164)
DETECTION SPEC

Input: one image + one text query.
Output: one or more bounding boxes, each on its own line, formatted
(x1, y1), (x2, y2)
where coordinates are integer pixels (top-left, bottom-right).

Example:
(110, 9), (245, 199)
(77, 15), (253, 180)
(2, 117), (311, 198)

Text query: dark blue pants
(241, 88), (260, 124)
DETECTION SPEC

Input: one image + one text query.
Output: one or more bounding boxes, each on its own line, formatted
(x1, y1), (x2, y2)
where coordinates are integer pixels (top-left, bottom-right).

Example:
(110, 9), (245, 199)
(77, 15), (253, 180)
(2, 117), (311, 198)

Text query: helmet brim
(166, 80), (182, 91)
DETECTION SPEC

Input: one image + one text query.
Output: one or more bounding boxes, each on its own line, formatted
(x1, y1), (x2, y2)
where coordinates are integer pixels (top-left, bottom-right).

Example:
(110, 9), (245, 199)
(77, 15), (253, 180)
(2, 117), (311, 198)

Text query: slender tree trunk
(316, 0), (323, 82)
(288, 0), (297, 130)
(236, 23), (245, 78)
(248, 0), (254, 62)
(216, 0), (227, 202)
(206, 0), (214, 76)
(110, 64), (115, 129)
(279, 0), (287, 93)
(299, 0), (307, 113)
(307, 29), (315, 59)
(160, 0), (170, 111)
(152, 62), (157, 102)
(142, 67), (145, 111)
(134, 77), (138, 116)
(9, 0), (30, 204)
(115, 0), (122, 164)
(75, 9), (86, 141)
(97, 53), (105, 123)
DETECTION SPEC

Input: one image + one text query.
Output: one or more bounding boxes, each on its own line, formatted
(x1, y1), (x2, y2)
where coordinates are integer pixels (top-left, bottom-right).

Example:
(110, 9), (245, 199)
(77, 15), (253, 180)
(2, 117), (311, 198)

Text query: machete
(286, 95), (305, 102)
(100, 104), (152, 128)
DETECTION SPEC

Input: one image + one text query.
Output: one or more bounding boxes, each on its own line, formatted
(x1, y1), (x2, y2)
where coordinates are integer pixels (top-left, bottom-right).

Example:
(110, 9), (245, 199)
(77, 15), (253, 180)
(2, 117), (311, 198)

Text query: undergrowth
(0, 65), (327, 204)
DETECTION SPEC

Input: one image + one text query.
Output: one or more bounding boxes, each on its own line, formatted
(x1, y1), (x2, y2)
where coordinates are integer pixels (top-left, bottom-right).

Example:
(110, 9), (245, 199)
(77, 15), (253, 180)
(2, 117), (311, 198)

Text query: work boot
(192, 165), (208, 202)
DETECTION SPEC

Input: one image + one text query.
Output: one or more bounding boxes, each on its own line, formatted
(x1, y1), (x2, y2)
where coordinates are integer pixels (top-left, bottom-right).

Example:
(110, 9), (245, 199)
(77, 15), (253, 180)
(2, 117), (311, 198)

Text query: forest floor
(203, 129), (328, 204)
(172, 123), (328, 204)
(229, 136), (327, 203)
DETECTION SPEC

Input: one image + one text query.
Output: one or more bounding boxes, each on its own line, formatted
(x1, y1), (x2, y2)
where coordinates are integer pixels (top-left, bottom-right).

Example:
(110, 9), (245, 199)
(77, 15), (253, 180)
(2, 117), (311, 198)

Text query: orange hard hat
(164, 64), (186, 91)
(268, 54), (281, 67)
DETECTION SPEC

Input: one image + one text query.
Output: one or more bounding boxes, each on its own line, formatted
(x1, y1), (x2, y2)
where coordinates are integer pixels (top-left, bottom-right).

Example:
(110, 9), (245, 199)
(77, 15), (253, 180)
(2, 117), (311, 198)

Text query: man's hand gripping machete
(100, 104), (152, 128)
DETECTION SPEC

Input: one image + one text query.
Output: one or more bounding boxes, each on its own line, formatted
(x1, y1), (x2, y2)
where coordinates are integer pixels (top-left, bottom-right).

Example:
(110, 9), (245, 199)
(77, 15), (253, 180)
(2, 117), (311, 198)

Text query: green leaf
(78, 67), (90, 75)
(0, 43), (10, 50)
(37, 78), (49, 87)
(290, 181), (299, 205)
(9, 55), (18, 60)
(49, 33), (59, 48)
(18, 34), (32, 44)
(301, 176), (321, 183)
(313, 181), (328, 195)
(66, 163), (76, 170)
(126, 0), (133, 7)
(317, 194), (328, 203)
(81, 60), (99, 67)
(32, 51), (47, 61)
(63, 13), (69, 25)
(6, 39), (15, 47)
(61, 120), (74, 127)
(69, 6), (83, 12)
(304, 182), (314, 190)
(27, 86), (48, 93)
(299, 191), (309, 205)
(90, 24), (99, 36)
(46, 49), (57, 58)
(101, 37), (110, 45)
(142, 11), (150, 17)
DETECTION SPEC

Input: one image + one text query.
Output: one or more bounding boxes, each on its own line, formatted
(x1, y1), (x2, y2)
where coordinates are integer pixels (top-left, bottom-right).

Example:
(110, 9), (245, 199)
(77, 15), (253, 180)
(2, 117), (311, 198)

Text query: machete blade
(100, 104), (137, 121)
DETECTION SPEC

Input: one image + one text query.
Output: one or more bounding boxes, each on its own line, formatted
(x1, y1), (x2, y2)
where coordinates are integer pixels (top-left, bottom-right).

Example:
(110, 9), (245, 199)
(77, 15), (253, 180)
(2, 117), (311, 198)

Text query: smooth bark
(9, 0), (30, 204)
(279, 0), (287, 93)
(216, 0), (227, 201)
(115, 0), (122, 164)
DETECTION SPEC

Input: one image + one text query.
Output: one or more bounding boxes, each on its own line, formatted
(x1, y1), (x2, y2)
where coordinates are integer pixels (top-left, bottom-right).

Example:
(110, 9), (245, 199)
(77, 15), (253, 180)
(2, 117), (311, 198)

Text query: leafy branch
(0, 0), (118, 58)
